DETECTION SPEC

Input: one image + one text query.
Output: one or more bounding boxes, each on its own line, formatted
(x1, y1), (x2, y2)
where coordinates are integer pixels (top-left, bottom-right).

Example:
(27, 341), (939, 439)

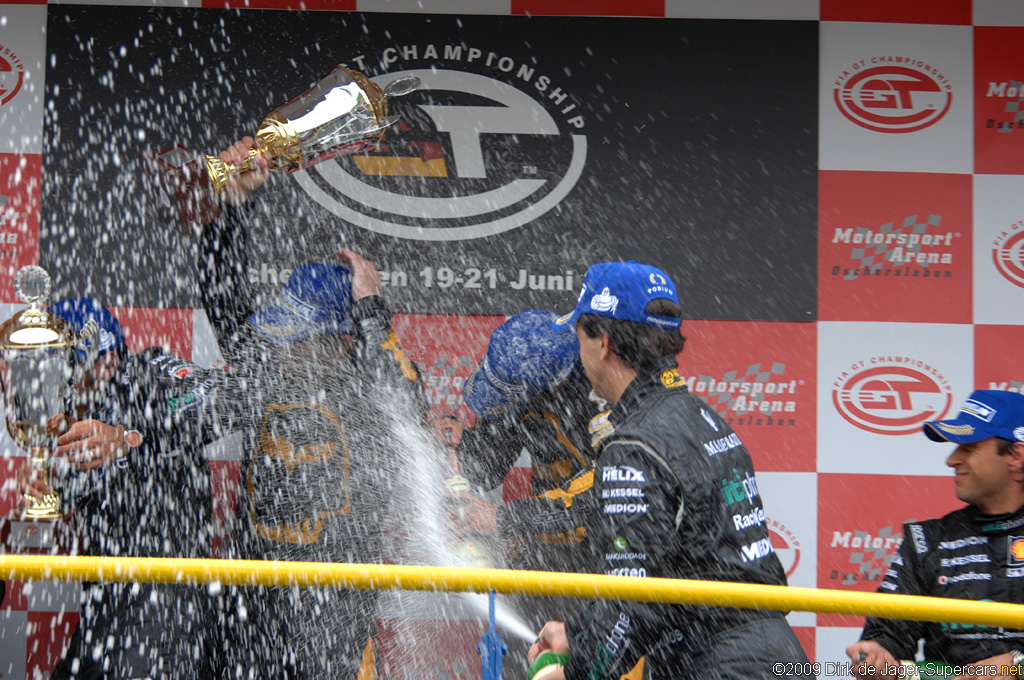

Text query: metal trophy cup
(0, 266), (78, 521)
(151, 65), (420, 230)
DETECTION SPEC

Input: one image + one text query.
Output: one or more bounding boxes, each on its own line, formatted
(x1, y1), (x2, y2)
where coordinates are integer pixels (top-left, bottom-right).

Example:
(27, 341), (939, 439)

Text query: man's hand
(847, 641), (898, 678)
(447, 492), (498, 539)
(528, 621), (569, 680)
(56, 419), (126, 472)
(16, 461), (53, 502)
(218, 136), (270, 205)
(338, 248), (382, 301)
(430, 416), (464, 448)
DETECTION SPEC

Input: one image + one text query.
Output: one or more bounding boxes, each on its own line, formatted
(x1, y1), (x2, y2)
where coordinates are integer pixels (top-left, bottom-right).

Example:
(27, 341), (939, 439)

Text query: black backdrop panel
(41, 8), (817, 320)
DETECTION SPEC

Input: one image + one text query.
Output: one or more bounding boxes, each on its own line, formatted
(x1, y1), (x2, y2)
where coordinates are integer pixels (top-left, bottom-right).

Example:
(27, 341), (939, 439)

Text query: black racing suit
(199, 203), (424, 680)
(862, 504), (1024, 663)
(458, 364), (604, 574)
(52, 347), (245, 680)
(564, 357), (810, 680)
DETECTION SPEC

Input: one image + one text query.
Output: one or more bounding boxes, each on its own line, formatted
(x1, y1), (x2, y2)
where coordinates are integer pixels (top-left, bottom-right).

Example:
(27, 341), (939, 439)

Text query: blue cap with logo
(552, 261), (681, 333)
(48, 298), (126, 361)
(247, 263), (353, 345)
(924, 389), (1024, 444)
(464, 309), (580, 419)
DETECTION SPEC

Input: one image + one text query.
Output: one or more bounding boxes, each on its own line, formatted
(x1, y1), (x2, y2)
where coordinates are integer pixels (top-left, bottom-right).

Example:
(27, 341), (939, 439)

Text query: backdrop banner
(40, 7), (817, 319)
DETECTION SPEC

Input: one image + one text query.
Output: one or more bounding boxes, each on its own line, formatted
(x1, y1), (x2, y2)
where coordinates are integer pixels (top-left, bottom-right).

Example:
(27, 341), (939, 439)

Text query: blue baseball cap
(924, 390), (1024, 444)
(247, 263), (353, 345)
(48, 298), (126, 360)
(552, 261), (681, 333)
(464, 310), (580, 419)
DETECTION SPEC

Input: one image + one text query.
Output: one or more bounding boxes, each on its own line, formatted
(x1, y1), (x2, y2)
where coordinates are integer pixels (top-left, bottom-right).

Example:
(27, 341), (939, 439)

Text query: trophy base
(1, 504), (63, 554)
(21, 492), (63, 522)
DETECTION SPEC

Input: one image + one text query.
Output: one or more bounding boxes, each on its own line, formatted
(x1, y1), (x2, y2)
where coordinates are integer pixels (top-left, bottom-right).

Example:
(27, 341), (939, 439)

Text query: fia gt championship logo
(832, 359), (953, 435)
(295, 47), (587, 241)
(834, 58), (953, 133)
(0, 43), (26, 106)
(993, 220), (1024, 289)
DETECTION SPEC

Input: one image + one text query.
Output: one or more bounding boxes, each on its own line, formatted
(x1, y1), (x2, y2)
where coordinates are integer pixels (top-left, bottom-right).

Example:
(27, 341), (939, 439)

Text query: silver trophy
(151, 65), (419, 229)
(0, 267), (79, 520)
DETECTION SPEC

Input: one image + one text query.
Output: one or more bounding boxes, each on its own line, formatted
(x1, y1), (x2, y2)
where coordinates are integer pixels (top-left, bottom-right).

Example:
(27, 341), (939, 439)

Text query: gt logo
(295, 68), (587, 241)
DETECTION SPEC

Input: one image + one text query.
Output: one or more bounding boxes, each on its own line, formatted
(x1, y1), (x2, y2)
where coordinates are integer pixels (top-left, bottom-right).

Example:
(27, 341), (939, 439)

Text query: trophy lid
(0, 267), (77, 350)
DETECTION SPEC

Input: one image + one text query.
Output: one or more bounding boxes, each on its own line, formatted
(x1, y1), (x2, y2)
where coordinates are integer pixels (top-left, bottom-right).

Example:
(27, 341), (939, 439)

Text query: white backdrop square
(0, 608), (27, 680)
(819, 22), (973, 173)
(974, 0), (1024, 26)
(665, 0), (818, 20)
(0, 5), (46, 154)
(817, 321), (973, 476)
(356, 0), (511, 13)
(759, 471), (817, 628)
(973, 174), (1024, 324)
(815, 626), (865, 678)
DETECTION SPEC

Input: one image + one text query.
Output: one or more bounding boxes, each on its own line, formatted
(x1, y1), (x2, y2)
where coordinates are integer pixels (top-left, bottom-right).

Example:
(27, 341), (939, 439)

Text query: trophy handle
(204, 148), (263, 194)
(382, 75), (421, 98)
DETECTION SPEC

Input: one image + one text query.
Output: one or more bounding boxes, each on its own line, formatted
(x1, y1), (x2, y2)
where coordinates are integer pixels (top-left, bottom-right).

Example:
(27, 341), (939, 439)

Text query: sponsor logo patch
(741, 537), (774, 563)
(659, 368), (686, 389)
(961, 398), (996, 422)
(938, 571), (993, 585)
(720, 468), (760, 506)
(602, 466), (645, 483)
(590, 287), (619, 314)
(1008, 536), (1024, 566)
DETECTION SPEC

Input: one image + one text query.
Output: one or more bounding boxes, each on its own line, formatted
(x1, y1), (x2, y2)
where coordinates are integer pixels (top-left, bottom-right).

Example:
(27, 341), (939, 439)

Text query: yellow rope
(2, 554), (1021, 628)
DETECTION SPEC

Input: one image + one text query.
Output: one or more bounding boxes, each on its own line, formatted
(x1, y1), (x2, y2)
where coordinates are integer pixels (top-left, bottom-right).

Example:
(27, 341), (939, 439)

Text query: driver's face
(75, 351), (119, 401)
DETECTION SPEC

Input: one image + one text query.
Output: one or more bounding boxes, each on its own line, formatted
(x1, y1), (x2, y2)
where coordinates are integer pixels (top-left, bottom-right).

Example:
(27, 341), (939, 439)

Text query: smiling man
(848, 390), (1024, 679)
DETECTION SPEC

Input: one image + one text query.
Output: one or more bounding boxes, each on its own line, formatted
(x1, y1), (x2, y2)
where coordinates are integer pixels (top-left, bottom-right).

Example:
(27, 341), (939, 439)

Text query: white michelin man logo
(590, 287), (619, 314)
(1014, 426), (1024, 442)
(98, 328), (116, 353)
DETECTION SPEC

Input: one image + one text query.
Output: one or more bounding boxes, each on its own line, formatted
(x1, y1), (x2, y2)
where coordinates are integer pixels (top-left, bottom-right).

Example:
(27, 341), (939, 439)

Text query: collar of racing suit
(609, 356), (684, 425)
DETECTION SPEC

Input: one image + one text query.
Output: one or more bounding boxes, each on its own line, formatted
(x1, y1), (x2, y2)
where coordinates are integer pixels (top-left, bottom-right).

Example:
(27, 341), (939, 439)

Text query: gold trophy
(0, 266), (78, 521)
(151, 65), (419, 229)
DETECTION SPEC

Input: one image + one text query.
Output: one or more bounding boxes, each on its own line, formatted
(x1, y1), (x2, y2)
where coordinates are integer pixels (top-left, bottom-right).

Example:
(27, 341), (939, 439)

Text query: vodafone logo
(993, 221), (1024, 289)
(832, 360), (953, 435)
(768, 519), (801, 579)
(834, 60), (952, 133)
(295, 63), (587, 242)
(0, 43), (25, 106)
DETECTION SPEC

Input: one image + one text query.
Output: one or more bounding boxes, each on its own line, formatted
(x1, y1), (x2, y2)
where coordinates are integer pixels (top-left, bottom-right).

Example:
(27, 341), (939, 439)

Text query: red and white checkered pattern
(3, 2), (1024, 678)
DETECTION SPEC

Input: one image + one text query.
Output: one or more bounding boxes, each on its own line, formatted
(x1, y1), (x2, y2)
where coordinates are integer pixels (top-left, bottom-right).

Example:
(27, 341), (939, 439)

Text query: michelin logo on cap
(98, 328), (118, 354)
(590, 287), (619, 314)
